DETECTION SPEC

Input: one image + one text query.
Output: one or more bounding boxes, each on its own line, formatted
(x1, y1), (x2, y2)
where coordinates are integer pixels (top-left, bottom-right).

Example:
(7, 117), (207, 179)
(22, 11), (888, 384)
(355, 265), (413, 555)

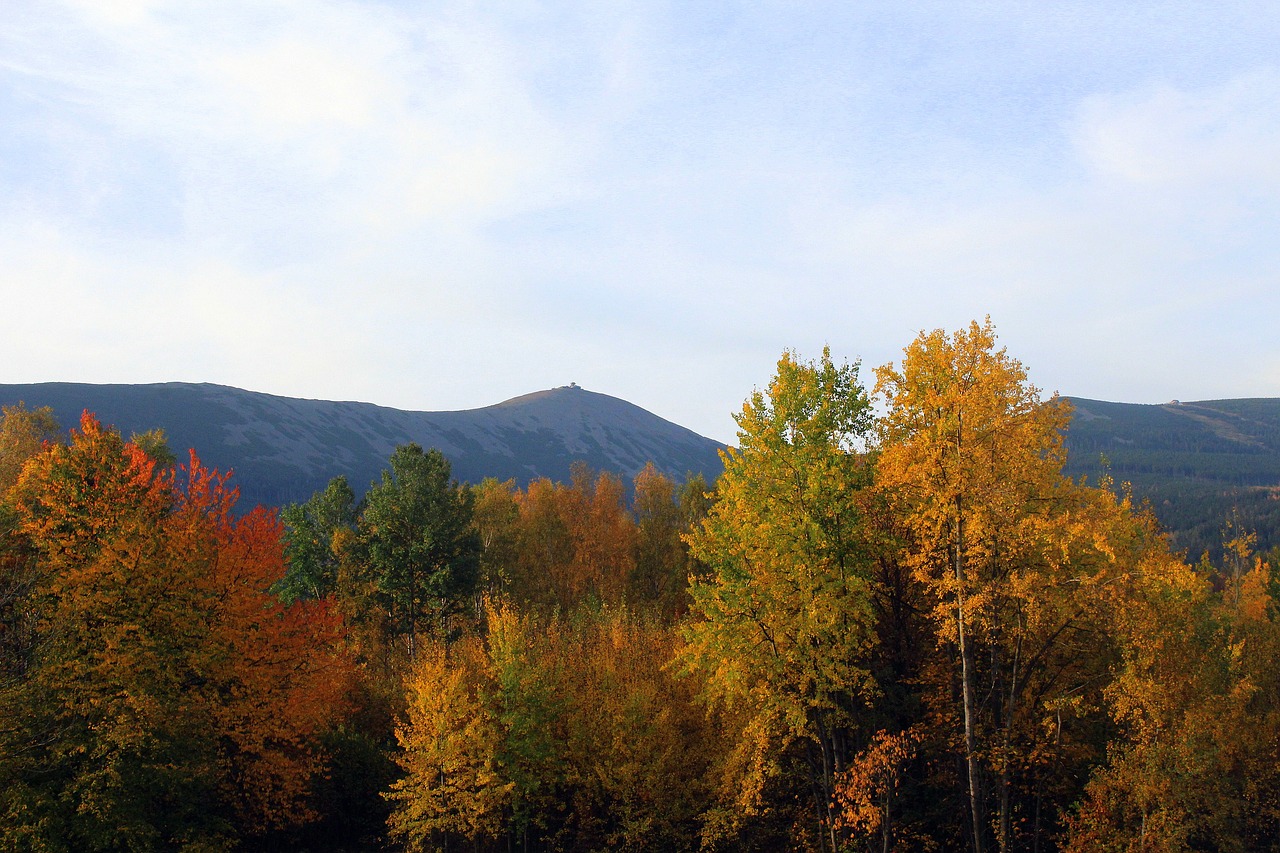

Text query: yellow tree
(630, 463), (692, 619)
(875, 319), (1124, 852)
(682, 348), (880, 852)
(1065, 533), (1280, 851)
(389, 600), (722, 852)
(0, 403), (59, 495)
(555, 605), (721, 850)
(471, 478), (521, 608)
(387, 635), (512, 850)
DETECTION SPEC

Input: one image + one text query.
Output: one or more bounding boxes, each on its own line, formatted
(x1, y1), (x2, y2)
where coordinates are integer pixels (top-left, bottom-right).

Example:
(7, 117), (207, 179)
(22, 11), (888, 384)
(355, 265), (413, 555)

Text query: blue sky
(3, 1), (1279, 443)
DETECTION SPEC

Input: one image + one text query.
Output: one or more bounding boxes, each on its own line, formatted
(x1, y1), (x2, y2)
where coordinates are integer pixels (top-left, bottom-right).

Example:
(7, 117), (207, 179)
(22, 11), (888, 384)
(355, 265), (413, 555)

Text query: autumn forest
(3, 320), (1278, 852)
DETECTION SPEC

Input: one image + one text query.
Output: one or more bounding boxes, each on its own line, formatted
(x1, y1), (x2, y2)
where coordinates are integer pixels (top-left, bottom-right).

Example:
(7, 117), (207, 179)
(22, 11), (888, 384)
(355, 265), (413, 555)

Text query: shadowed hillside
(8, 383), (1280, 559)
(0, 383), (725, 509)
(1063, 397), (1280, 560)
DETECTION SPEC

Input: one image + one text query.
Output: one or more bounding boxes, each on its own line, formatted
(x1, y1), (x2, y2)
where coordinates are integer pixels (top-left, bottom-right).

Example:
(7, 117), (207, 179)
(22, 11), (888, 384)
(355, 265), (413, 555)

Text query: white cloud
(2, 1), (584, 241)
(1074, 70), (1280, 189)
(4, 3), (1280, 444)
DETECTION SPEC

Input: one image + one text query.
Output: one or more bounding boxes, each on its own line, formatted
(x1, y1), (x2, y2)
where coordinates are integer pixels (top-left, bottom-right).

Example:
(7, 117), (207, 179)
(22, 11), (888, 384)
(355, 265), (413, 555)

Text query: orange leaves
(200, 502), (353, 832)
(833, 728), (920, 843)
(163, 451), (354, 833)
(2, 413), (354, 845)
(489, 468), (639, 613)
(12, 412), (170, 575)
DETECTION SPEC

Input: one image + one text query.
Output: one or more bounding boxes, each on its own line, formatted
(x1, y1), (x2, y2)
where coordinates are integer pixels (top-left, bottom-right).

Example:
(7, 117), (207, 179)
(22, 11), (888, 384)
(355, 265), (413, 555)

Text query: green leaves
(360, 444), (480, 655)
(682, 349), (880, 842)
(279, 475), (357, 603)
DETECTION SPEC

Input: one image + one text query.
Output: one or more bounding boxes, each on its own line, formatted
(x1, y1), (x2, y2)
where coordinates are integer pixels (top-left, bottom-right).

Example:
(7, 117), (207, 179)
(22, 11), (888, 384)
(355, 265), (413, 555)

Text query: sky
(3, 1), (1279, 444)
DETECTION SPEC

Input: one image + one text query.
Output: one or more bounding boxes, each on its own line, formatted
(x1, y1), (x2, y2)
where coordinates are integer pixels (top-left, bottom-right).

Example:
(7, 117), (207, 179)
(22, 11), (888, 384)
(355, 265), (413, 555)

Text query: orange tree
(0, 414), (351, 850)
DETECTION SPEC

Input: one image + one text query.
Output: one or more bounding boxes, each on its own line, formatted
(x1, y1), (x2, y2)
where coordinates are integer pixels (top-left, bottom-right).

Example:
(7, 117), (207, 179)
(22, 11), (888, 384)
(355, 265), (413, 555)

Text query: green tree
(360, 444), (480, 659)
(681, 348), (880, 852)
(129, 427), (177, 467)
(279, 475), (358, 603)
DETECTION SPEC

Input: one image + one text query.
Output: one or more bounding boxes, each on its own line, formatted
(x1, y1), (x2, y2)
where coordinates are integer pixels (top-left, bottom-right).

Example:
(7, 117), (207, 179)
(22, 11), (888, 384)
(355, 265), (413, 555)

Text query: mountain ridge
(7, 383), (1280, 559)
(1061, 396), (1280, 559)
(0, 381), (726, 509)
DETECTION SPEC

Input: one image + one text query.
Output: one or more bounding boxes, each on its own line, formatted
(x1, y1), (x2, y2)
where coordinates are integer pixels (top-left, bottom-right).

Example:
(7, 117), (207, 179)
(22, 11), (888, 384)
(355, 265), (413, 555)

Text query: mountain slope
(1063, 397), (1280, 559)
(0, 383), (725, 508)
(9, 382), (1280, 560)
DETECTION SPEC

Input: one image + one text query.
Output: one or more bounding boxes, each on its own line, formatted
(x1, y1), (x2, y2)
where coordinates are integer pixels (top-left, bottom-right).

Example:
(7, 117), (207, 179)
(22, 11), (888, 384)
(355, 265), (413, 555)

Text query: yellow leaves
(388, 601), (721, 850)
(387, 637), (511, 847)
(1234, 557), (1272, 623)
(0, 402), (58, 497)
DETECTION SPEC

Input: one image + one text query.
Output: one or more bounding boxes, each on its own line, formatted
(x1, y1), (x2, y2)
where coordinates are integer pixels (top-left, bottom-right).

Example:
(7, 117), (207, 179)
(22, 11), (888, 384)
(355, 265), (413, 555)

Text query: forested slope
(1063, 397), (1280, 558)
(6, 324), (1280, 851)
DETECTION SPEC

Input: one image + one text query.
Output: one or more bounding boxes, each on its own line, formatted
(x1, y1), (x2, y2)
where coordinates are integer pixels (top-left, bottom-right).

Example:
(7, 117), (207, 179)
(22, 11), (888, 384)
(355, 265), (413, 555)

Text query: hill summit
(0, 382), (726, 509)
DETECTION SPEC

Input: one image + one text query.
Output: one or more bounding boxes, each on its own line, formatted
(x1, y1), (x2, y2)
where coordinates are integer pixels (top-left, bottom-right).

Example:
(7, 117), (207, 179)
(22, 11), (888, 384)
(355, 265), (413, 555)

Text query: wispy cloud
(2, 2), (1279, 441)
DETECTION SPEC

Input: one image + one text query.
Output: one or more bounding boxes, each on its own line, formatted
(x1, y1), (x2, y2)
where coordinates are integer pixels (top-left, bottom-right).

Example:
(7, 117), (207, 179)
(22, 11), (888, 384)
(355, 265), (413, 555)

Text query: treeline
(4, 320), (1280, 851)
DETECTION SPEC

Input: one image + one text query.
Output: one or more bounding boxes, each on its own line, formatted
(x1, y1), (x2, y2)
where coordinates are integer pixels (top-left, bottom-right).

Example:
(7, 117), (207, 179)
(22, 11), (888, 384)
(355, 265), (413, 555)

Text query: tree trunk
(956, 499), (984, 853)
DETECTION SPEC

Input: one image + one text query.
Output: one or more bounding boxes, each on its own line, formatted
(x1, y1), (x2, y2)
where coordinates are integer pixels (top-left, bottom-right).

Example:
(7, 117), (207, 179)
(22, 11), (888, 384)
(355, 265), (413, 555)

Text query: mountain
(7, 382), (1280, 560)
(1062, 397), (1280, 560)
(0, 382), (726, 509)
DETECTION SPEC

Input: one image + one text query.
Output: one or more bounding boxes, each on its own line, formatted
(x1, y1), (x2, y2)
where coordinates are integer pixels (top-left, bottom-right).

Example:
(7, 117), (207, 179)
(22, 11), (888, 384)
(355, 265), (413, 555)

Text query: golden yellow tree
(875, 319), (1133, 852)
(387, 635), (512, 850)
(1065, 532), (1280, 851)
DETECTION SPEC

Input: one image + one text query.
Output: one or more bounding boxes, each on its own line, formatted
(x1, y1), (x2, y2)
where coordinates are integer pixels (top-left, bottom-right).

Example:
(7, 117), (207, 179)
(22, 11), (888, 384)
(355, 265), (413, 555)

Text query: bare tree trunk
(998, 627), (1021, 853)
(956, 499), (985, 853)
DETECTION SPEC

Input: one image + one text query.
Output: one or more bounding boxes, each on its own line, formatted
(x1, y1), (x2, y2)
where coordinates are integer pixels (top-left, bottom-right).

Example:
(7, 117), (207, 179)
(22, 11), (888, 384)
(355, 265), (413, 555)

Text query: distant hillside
(1063, 397), (1280, 560)
(0, 383), (725, 509)
(7, 382), (1279, 561)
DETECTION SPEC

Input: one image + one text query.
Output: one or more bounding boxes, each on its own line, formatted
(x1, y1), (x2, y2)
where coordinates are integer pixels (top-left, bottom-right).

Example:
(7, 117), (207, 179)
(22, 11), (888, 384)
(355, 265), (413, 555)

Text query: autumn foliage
(4, 322), (1279, 852)
(0, 413), (352, 849)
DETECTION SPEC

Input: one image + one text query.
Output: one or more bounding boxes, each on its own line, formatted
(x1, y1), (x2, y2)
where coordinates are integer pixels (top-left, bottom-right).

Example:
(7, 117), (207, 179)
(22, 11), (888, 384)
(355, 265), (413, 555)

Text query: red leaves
(7, 412), (354, 840)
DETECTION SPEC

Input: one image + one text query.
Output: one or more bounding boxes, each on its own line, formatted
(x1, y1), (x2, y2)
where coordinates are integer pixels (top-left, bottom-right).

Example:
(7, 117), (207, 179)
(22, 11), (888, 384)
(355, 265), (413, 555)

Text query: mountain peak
(0, 382), (725, 508)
